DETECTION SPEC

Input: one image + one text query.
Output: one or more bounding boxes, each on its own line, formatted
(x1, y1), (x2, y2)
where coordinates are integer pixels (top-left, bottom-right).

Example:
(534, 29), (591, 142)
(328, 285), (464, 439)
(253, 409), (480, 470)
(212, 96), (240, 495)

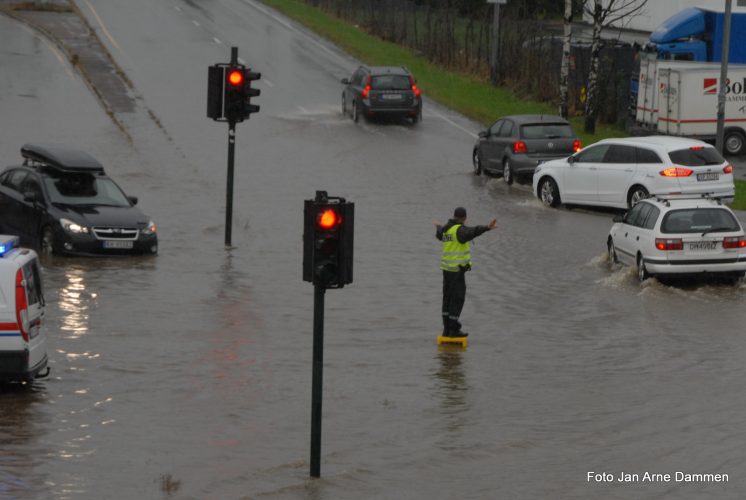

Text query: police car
(607, 194), (746, 283)
(0, 235), (48, 382)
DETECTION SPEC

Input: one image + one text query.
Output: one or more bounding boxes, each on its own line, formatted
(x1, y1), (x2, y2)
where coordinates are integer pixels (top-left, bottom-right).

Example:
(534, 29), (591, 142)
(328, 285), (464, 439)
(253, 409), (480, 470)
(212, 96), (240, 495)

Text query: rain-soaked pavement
(2, 1), (746, 499)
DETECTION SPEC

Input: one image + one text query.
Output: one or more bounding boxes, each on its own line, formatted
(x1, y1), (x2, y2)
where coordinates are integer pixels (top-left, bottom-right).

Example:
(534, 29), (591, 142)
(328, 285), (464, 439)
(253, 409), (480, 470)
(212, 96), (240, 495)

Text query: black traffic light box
(224, 66), (246, 122)
(207, 65), (225, 120)
(303, 195), (354, 288)
(243, 69), (261, 116)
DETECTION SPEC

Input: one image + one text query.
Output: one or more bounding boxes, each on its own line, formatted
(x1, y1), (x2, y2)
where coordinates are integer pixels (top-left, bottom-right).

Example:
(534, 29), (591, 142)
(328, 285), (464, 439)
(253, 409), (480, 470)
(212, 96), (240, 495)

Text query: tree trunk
(559, 0), (572, 119)
(584, 0), (603, 134)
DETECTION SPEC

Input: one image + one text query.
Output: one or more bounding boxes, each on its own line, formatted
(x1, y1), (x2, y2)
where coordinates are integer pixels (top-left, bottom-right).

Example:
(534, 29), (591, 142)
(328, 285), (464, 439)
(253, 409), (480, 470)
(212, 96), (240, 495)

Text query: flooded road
(2, 2), (746, 499)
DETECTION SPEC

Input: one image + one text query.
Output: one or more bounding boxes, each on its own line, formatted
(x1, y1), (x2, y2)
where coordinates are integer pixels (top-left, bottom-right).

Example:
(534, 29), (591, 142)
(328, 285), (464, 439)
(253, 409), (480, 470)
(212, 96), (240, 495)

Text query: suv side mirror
(23, 191), (41, 204)
(613, 213), (625, 223)
(127, 196), (138, 206)
(478, 131), (488, 139)
(340, 78), (350, 85)
(567, 155), (575, 164)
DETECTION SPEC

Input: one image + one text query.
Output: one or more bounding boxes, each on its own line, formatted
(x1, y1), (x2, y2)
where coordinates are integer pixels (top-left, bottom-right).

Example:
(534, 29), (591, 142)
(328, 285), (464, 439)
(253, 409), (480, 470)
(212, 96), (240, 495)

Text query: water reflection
(57, 266), (93, 340)
(433, 348), (469, 434)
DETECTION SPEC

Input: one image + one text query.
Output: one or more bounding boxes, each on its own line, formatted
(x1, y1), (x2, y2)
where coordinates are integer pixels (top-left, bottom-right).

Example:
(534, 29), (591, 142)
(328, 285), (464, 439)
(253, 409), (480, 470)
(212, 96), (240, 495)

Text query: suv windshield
(42, 171), (131, 207)
(668, 147), (724, 166)
(661, 208), (740, 233)
(371, 75), (411, 90)
(521, 123), (574, 139)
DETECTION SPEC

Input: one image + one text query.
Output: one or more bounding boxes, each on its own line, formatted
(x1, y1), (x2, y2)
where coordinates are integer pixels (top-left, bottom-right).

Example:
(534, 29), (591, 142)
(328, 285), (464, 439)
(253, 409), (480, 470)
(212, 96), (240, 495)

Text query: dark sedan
(472, 114), (581, 184)
(0, 144), (158, 256)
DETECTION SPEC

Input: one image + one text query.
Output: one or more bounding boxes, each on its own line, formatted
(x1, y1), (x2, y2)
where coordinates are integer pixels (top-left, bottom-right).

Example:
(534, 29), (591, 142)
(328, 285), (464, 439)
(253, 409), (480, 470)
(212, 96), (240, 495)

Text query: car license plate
(103, 240), (134, 249)
(382, 94), (402, 100)
(696, 172), (719, 181)
(689, 241), (717, 250)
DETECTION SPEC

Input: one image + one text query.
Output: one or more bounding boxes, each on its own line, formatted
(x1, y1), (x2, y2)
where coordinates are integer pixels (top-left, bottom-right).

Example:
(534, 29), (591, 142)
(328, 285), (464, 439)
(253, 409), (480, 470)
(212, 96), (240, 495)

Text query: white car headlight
(60, 218), (89, 234)
(141, 221), (157, 235)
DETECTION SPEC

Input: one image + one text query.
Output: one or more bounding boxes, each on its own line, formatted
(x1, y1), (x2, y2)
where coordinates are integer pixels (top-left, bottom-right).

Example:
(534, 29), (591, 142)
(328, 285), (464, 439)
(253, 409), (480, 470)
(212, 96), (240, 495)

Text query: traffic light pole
(225, 120), (236, 246)
(310, 283), (325, 478)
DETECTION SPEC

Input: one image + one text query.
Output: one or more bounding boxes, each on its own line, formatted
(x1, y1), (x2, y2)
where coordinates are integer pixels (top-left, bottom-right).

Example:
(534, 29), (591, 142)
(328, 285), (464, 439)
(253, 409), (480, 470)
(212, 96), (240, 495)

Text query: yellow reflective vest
(440, 224), (471, 272)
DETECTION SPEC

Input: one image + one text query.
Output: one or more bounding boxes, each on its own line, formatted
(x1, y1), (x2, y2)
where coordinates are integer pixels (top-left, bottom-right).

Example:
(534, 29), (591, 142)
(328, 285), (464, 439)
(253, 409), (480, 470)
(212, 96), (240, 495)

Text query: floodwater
(2, 2), (746, 499)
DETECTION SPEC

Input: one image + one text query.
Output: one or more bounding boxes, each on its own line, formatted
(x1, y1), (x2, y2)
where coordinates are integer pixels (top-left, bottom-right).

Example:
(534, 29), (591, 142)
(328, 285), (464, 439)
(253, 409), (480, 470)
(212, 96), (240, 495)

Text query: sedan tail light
(723, 164), (733, 174)
(512, 141), (528, 154)
(361, 75), (372, 98)
(723, 236), (746, 249)
(572, 139), (582, 152)
(655, 238), (683, 251)
(408, 75), (421, 97)
(659, 167), (693, 177)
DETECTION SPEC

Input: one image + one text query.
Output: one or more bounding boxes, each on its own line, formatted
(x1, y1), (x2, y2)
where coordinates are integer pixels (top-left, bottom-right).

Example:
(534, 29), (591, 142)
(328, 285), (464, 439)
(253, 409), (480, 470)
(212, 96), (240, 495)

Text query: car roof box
(21, 143), (104, 173)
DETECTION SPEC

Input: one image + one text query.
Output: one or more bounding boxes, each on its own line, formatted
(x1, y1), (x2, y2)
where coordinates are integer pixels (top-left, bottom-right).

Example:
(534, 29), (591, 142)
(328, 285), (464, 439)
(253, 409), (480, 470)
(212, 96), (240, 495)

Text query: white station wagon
(533, 136), (735, 209)
(607, 195), (746, 283)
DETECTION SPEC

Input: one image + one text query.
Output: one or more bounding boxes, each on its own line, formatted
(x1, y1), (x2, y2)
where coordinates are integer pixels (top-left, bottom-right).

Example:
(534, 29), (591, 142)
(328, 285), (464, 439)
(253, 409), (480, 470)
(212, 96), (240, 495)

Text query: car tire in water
(352, 101), (359, 123)
(539, 177), (561, 207)
(628, 185), (649, 208)
(40, 226), (55, 256)
(503, 159), (514, 185)
(637, 254), (650, 282)
(342, 94), (347, 116)
(608, 238), (618, 265)
(724, 130), (746, 156)
(473, 149), (482, 176)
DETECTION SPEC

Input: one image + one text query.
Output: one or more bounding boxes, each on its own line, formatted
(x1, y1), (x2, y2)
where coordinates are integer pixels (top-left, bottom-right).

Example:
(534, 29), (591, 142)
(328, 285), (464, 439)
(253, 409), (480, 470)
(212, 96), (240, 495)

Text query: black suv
(341, 66), (422, 124)
(0, 144), (158, 256)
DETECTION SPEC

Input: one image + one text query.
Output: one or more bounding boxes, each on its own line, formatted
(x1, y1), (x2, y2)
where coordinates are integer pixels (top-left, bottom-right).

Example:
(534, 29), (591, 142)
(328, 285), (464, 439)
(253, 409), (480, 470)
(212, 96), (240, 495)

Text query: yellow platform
(437, 335), (468, 347)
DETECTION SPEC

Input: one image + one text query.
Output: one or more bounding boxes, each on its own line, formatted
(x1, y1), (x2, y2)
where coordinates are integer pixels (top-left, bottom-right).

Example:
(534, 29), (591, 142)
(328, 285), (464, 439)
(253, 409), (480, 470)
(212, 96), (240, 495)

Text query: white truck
(635, 54), (746, 156)
(0, 235), (48, 383)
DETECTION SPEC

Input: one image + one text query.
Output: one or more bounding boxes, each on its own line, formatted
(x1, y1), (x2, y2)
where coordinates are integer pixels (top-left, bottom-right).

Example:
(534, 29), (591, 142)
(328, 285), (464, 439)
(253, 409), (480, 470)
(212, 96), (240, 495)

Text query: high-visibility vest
(441, 224), (471, 272)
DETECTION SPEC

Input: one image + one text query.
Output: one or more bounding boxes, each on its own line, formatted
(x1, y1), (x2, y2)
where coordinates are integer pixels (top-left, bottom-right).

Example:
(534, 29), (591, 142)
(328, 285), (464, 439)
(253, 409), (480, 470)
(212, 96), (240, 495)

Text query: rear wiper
(702, 227), (733, 236)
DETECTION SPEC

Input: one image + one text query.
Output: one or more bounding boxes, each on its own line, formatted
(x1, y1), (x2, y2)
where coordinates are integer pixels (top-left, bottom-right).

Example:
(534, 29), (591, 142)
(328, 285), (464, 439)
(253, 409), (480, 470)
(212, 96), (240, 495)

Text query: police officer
(435, 207), (496, 337)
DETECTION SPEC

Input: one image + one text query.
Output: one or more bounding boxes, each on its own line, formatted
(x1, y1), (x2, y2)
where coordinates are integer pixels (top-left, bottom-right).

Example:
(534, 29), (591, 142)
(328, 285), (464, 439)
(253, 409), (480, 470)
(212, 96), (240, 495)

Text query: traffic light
(224, 66), (246, 122)
(207, 65), (225, 120)
(243, 69), (261, 116)
(303, 194), (354, 288)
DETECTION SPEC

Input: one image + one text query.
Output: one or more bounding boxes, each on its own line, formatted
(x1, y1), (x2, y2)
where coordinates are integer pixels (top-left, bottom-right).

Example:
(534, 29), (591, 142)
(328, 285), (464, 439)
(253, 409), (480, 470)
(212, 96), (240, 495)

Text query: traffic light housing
(207, 65), (224, 120)
(243, 69), (261, 117)
(303, 194), (354, 288)
(224, 66), (246, 122)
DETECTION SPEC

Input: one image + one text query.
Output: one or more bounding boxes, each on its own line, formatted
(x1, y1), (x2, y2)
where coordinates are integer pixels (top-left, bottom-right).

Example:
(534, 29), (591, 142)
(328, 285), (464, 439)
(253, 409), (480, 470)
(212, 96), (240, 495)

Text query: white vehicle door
(597, 145), (638, 205)
(20, 257), (45, 370)
(614, 202), (648, 265)
(563, 144), (609, 202)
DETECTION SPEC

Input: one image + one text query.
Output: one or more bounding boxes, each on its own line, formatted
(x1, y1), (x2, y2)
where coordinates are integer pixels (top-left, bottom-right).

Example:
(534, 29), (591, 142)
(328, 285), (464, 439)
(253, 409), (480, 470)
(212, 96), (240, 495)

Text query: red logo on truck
(703, 78), (718, 94)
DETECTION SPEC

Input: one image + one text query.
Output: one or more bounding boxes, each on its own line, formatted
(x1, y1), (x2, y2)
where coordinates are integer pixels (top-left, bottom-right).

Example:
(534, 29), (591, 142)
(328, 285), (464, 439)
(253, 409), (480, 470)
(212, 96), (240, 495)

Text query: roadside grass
(259, 0), (746, 209)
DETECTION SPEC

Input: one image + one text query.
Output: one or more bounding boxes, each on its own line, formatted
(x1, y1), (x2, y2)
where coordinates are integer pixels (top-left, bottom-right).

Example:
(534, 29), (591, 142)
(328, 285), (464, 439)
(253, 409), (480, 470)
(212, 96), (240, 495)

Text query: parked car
(533, 136), (735, 209)
(341, 66), (422, 124)
(0, 143), (158, 256)
(607, 195), (746, 283)
(472, 114), (581, 184)
(0, 234), (48, 383)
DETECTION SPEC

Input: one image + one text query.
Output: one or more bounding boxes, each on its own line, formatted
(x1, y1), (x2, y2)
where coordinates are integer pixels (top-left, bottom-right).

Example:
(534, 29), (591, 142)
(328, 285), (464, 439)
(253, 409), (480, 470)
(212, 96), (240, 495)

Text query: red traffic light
(228, 70), (244, 86)
(317, 209), (339, 229)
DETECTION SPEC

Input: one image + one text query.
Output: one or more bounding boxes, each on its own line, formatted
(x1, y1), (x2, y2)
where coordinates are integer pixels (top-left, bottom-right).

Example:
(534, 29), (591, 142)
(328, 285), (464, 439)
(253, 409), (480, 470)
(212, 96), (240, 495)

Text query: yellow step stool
(436, 335), (468, 347)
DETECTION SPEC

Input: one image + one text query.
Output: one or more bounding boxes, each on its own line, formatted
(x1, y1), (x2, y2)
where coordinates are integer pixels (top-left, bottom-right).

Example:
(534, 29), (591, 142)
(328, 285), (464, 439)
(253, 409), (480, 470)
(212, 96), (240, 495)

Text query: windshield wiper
(702, 227), (734, 236)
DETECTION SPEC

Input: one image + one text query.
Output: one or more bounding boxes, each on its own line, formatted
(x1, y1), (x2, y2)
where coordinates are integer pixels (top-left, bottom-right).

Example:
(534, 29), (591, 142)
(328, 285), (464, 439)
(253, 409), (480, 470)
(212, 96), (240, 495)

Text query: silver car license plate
(689, 241), (717, 250)
(696, 172), (719, 181)
(382, 94), (402, 100)
(103, 240), (134, 249)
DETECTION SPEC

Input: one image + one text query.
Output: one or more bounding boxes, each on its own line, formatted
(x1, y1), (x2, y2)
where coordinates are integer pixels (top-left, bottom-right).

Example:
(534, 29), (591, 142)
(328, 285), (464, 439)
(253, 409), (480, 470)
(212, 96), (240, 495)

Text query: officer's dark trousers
(442, 269), (466, 334)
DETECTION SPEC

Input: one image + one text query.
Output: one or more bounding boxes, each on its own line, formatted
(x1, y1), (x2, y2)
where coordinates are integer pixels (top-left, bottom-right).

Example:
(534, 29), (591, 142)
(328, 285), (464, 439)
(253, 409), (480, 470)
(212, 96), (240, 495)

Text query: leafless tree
(583, 0), (648, 133)
(559, 0), (573, 118)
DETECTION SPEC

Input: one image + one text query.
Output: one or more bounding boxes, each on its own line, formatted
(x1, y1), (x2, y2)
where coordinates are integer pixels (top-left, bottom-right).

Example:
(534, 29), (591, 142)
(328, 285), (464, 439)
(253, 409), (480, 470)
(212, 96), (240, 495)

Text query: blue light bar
(0, 236), (19, 257)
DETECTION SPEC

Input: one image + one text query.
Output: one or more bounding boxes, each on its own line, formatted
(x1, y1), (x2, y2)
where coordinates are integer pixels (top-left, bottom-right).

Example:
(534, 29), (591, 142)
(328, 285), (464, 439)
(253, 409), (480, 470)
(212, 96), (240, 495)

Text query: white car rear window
(661, 208), (740, 233)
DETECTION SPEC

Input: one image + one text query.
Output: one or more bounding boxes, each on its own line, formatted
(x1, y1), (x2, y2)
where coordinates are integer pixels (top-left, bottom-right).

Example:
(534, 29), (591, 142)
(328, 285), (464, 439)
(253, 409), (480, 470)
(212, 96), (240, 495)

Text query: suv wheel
(503, 159), (514, 185)
(472, 149), (482, 176)
(40, 226), (55, 256)
(539, 177), (561, 207)
(342, 93), (347, 116)
(628, 186), (649, 208)
(352, 100), (359, 123)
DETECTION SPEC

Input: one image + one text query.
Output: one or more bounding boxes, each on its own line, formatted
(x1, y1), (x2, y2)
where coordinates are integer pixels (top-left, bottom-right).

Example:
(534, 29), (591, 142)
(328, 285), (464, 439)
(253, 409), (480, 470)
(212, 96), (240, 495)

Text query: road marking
(238, 57), (246, 65)
(193, 20), (201, 27)
(83, 0), (123, 53)
(174, 5), (182, 12)
(429, 109), (478, 139)
(214, 37), (222, 44)
(298, 106), (309, 113)
(263, 79), (274, 87)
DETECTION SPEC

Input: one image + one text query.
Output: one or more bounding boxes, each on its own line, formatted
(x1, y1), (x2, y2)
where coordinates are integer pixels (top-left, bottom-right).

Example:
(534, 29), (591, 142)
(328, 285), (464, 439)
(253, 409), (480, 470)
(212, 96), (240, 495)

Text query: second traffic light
(303, 194), (354, 288)
(224, 66), (261, 123)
